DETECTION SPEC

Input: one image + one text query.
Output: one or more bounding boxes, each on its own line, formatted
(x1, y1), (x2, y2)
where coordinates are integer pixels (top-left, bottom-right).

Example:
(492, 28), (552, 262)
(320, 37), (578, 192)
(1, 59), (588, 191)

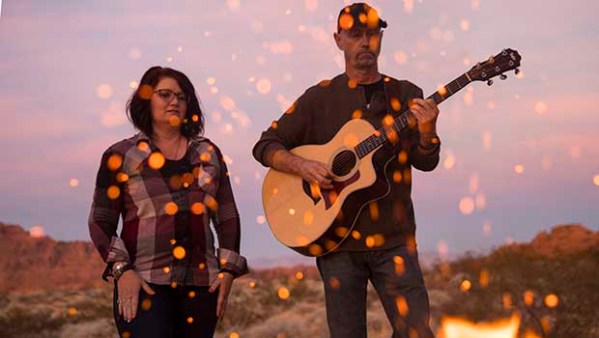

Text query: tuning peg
(487, 79), (493, 86)
(500, 74), (507, 80)
(515, 68), (520, 75)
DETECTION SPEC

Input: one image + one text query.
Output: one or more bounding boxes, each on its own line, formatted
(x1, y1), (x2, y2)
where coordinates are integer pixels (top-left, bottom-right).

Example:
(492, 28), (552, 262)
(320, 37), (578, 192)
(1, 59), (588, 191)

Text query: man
(253, 3), (438, 337)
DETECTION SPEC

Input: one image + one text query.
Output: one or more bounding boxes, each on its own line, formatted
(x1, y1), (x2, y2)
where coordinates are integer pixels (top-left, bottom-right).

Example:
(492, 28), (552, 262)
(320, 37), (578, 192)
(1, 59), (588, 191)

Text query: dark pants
(113, 283), (218, 338)
(316, 245), (435, 338)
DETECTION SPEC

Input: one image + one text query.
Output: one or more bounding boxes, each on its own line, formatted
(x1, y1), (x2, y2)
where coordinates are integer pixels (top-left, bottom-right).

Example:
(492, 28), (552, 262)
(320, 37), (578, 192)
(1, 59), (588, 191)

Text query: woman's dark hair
(127, 66), (204, 138)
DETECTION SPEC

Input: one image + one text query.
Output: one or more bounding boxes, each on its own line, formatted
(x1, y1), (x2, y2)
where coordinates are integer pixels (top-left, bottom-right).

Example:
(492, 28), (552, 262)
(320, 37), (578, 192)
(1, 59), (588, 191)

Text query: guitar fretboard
(355, 73), (471, 158)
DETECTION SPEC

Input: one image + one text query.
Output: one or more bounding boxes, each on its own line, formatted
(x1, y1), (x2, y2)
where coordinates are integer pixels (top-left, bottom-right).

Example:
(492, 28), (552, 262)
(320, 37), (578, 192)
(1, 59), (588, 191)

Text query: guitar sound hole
(331, 150), (357, 177)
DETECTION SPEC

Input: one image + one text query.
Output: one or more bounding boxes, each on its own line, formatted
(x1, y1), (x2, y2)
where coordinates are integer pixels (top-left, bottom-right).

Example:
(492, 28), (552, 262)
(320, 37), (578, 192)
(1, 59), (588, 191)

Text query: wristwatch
(112, 262), (134, 282)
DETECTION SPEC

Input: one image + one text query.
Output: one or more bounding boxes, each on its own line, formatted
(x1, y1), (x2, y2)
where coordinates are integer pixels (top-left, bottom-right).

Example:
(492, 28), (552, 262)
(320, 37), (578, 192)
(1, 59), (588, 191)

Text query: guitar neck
(355, 73), (472, 158)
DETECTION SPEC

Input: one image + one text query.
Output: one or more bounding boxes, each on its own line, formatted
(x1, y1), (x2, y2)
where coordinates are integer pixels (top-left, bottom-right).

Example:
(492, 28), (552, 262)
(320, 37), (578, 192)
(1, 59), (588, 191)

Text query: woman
(88, 66), (248, 338)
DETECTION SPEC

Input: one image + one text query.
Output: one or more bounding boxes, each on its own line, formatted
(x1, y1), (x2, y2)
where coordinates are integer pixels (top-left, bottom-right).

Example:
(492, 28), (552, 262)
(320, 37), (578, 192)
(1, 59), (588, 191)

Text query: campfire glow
(439, 313), (520, 338)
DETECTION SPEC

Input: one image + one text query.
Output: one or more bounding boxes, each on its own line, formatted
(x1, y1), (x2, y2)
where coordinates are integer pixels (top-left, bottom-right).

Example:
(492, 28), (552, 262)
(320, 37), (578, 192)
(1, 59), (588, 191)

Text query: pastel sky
(1, 0), (597, 265)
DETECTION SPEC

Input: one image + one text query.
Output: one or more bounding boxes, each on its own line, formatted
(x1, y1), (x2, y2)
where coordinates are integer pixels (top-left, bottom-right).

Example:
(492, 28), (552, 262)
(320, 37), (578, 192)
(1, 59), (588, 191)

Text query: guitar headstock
(468, 48), (522, 85)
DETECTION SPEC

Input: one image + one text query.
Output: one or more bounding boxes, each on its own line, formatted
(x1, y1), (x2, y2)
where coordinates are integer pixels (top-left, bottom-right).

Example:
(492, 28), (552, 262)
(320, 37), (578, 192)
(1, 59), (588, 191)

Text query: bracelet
(113, 263), (134, 282)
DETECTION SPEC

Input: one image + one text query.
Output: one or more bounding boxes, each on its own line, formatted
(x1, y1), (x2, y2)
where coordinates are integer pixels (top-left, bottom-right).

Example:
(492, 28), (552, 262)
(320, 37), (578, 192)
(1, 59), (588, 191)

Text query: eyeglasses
(154, 89), (188, 104)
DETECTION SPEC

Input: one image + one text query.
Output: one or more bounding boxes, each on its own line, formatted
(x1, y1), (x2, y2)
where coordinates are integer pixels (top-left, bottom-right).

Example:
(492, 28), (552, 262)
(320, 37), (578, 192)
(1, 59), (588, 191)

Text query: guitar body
(261, 48), (522, 257)
(262, 119), (392, 256)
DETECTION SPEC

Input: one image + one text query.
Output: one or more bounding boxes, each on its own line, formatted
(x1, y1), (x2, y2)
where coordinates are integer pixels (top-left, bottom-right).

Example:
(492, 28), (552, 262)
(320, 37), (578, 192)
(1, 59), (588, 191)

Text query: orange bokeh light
(277, 287), (290, 300)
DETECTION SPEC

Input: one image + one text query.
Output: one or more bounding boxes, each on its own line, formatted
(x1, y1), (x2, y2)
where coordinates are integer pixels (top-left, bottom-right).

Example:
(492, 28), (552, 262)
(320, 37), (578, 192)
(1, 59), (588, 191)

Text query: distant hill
(0, 222), (597, 337)
(1, 222), (596, 294)
(0, 223), (106, 293)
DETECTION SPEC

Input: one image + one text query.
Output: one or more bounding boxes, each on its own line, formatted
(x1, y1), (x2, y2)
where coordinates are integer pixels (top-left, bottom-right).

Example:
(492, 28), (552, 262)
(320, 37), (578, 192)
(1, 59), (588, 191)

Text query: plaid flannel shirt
(88, 132), (248, 285)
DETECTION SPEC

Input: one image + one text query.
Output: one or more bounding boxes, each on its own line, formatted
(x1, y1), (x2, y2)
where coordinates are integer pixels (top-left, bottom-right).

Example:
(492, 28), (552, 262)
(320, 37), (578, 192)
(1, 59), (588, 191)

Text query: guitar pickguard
(301, 171), (362, 209)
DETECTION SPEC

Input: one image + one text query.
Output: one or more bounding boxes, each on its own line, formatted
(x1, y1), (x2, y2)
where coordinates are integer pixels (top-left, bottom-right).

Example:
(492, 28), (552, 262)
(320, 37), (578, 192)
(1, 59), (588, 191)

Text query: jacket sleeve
(252, 91), (312, 167)
(209, 144), (248, 277)
(88, 149), (130, 281)
(407, 86), (441, 172)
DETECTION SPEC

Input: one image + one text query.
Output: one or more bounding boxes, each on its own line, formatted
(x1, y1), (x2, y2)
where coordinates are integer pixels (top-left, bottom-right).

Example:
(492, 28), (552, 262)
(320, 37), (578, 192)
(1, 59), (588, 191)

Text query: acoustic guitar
(262, 48), (522, 256)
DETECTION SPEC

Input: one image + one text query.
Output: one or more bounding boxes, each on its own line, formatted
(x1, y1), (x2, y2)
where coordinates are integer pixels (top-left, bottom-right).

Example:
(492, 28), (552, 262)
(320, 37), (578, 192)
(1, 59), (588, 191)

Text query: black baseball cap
(337, 3), (388, 32)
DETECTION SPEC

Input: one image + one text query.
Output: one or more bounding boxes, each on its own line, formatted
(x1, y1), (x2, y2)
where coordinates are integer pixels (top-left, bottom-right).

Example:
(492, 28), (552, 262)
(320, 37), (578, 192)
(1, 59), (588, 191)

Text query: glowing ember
(460, 279), (472, 292)
(365, 236), (375, 248)
(469, 174), (479, 193)
(443, 153), (456, 170)
(482, 131), (492, 150)
(141, 298), (152, 310)
(96, 84), (113, 99)
(393, 51), (408, 65)
(256, 78), (272, 94)
(534, 101), (548, 114)
(220, 96), (236, 111)
(256, 215), (266, 224)
(168, 115), (181, 127)
(29, 226), (45, 238)
(460, 19), (470, 31)
(69, 178), (79, 187)
(148, 152), (166, 170)
(205, 196), (218, 211)
(393, 170), (403, 183)
(67, 306), (77, 316)
(190, 202), (205, 215)
(403, 0), (414, 13)
(164, 202), (178, 215)
(437, 84), (448, 97)
(524, 290), (534, 307)
(173, 246), (186, 260)
(107, 186), (121, 200)
(475, 193), (486, 210)
(277, 287), (290, 300)
(463, 90), (474, 105)
(107, 154), (123, 171)
(295, 271), (304, 280)
(390, 98), (402, 111)
(593, 175), (599, 186)
(366, 234), (385, 247)
(308, 244), (322, 256)
(569, 146), (581, 159)
(437, 240), (449, 260)
(338, 13), (354, 30)
(128, 48), (142, 60)
(369, 201), (379, 220)
(268, 40), (294, 54)
(544, 293), (559, 308)
(229, 332), (240, 338)
(395, 295), (409, 317)
(303, 211), (314, 225)
(129, 81), (138, 89)
(459, 197), (475, 215)
(479, 269), (489, 288)
(329, 277), (341, 289)
(483, 221), (492, 236)
(514, 164), (525, 174)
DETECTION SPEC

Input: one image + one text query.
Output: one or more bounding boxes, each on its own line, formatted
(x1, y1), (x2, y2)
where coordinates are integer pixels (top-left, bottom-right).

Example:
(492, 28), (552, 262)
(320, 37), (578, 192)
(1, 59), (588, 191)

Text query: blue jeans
(113, 283), (218, 338)
(316, 245), (435, 338)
